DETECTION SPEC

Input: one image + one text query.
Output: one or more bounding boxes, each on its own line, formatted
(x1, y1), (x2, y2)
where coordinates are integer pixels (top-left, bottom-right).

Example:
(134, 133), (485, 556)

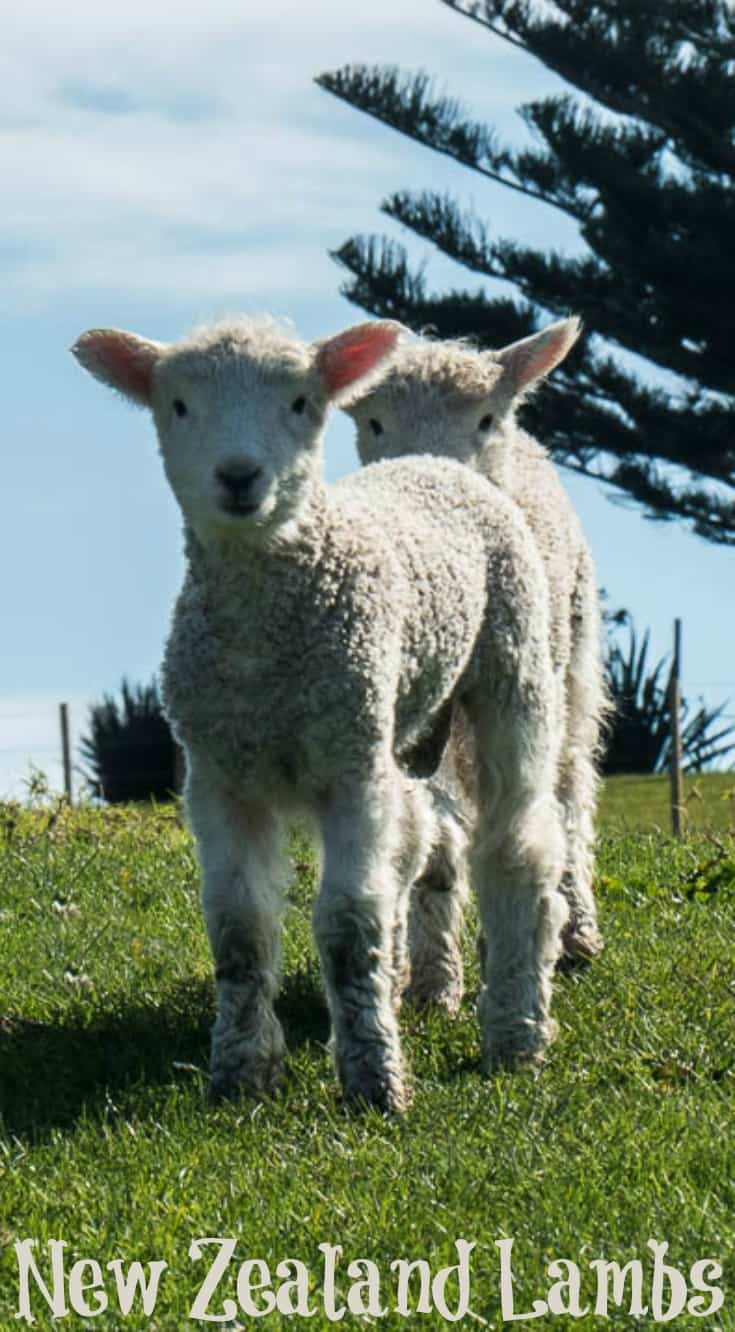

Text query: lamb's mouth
(220, 498), (261, 517)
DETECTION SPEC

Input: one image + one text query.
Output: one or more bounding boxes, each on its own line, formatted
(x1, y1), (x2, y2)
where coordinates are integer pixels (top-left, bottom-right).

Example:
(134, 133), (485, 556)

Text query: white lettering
(391, 1258), (433, 1315)
(319, 1243), (346, 1322)
(188, 1237), (238, 1322)
(648, 1240), (687, 1322)
(546, 1259), (588, 1318)
(497, 1239), (548, 1321)
(107, 1258), (168, 1316)
(346, 1259), (386, 1317)
(591, 1258), (647, 1317)
(274, 1258), (316, 1317)
(236, 1259), (276, 1317)
(15, 1239), (68, 1322)
(68, 1259), (107, 1317)
(688, 1259), (724, 1317)
(432, 1239), (475, 1323)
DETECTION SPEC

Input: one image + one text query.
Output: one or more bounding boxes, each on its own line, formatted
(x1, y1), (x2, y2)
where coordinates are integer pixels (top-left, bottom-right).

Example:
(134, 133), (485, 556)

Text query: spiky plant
(603, 614), (735, 774)
(79, 678), (177, 804)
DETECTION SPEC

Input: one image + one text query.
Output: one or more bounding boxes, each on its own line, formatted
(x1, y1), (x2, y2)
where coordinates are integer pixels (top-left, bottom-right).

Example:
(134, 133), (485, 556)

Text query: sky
(1, 0), (733, 798)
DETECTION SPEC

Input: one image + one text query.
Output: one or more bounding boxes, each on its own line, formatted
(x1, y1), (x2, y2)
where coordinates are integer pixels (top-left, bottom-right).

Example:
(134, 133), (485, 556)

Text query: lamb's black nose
(215, 464), (262, 500)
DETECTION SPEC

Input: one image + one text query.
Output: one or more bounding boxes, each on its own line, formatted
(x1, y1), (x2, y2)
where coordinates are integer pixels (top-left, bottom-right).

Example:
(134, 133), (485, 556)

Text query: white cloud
(0, 0), (573, 310)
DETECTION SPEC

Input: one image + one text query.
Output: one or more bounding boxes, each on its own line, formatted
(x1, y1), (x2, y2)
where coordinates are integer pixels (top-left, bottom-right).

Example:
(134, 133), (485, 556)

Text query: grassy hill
(599, 771), (735, 834)
(0, 778), (732, 1328)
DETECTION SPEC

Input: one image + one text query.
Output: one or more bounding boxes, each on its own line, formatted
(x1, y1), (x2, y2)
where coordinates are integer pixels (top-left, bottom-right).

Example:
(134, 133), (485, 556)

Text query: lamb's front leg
(315, 774), (408, 1113)
(186, 758), (287, 1102)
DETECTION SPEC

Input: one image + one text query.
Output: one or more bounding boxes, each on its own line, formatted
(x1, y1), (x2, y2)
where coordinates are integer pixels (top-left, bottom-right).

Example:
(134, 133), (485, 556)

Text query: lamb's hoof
(339, 1064), (411, 1115)
(404, 978), (464, 1017)
(561, 919), (604, 963)
(207, 1073), (242, 1105)
(207, 1055), (285, 1104)
(341, 1082), (411, 1115)
(405, 952), (465, 1016)
(482, 1019), (558, 1073)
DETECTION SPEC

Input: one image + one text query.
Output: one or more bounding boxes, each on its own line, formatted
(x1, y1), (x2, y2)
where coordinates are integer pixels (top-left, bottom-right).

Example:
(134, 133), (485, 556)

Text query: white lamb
(344, 319), (606, 1010)
(72, 315), (567, 1112)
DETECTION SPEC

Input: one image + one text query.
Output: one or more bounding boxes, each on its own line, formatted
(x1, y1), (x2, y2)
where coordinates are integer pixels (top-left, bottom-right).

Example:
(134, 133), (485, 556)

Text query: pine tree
(316, 1), (735, 544)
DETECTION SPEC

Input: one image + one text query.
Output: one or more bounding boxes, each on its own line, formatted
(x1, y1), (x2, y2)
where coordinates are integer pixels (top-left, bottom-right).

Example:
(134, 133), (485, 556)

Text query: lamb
(344, 319), (607, 1010)
(72, 315), (567, 1113)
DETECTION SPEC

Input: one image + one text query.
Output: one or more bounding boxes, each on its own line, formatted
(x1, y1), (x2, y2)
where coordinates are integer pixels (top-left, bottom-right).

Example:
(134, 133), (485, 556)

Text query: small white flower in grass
(63, 968), (92, 987)
(52, 899), (80, 917)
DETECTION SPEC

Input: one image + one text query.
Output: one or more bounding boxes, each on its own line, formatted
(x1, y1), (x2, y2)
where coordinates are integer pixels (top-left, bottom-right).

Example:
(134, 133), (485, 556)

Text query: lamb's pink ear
(315, 321), (403, 401)
(495, 317), (581, 396)
(71, 328), (166, 406)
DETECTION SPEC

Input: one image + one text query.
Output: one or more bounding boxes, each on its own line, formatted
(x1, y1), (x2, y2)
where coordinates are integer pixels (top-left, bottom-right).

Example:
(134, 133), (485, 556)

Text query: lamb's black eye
(478, 413), (494, 432)
(173, 399), (188, 418)
(369, 418), (384, 436)
(291, 395), (307, 414)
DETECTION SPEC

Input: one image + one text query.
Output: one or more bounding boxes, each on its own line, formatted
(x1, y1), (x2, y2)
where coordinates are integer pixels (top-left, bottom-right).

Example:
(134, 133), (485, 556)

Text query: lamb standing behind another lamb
(72, 315), (567, 1113)
(345, 319), (607, 1009)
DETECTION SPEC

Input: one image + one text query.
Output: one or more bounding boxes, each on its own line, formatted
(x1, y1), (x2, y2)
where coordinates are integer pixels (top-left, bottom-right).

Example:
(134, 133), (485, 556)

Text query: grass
(0, 779), (733, 1329)
(599, 771), (735, 834)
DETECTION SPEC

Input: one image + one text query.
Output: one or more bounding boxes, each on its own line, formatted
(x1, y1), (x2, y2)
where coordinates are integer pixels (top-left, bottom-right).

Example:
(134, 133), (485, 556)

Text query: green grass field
(0, 777), (733, 1329)
(599, 772), (735, 834)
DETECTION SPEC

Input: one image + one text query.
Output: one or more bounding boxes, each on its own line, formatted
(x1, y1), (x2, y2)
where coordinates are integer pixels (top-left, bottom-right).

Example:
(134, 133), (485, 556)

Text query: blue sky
(2, 0), (733, 797)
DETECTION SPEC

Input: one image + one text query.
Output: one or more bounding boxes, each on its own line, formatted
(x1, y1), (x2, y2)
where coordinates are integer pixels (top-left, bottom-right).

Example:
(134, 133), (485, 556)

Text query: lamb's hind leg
(390, 777), (433, 1011)
(404, 776), (470, 1016)
(315, 765), (408, 1112)
(465, 685), (567, 1070)
(186, 756), (287, 1101)
(558, 554), (606, 960)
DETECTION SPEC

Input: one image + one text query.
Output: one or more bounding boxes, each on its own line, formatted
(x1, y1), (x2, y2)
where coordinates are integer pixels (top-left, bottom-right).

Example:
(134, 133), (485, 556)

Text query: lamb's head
(71, 317), (401, 546)
(344, 317), (580, 480)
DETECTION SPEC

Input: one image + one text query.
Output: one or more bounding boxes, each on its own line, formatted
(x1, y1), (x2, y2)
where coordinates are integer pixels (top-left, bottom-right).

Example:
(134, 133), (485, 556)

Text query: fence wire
(2, 680), (735, 802)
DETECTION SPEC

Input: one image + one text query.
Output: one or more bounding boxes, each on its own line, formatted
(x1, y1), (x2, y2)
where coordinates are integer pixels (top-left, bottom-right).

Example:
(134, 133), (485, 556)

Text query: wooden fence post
(669, 619), (683, 836)
(60, 702), (73, 805)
